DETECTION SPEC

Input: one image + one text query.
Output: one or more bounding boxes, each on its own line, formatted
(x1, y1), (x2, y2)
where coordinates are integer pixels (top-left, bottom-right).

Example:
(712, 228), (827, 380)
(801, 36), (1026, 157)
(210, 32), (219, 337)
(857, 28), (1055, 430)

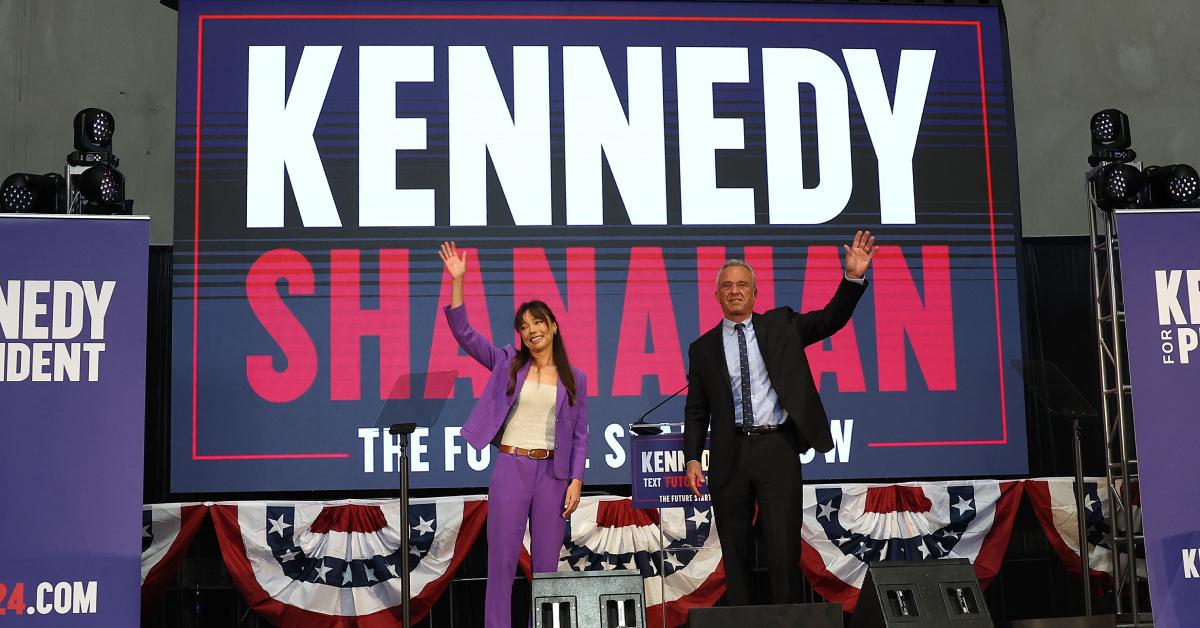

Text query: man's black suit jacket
(683, 277), (867, 488)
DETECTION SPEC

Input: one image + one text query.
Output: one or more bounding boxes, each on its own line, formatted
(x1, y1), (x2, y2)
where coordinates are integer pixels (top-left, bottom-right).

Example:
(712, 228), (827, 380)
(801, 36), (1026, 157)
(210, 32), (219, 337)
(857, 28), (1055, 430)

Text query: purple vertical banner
(0, 216), (148, 625)
(1115, 208), (1200, 626)
(630, 428), (711, 509)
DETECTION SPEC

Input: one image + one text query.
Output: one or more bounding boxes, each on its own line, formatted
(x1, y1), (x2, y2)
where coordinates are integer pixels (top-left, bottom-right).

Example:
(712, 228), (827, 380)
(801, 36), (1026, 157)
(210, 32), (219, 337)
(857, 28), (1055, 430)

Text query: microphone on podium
(628, 382), (689, 435)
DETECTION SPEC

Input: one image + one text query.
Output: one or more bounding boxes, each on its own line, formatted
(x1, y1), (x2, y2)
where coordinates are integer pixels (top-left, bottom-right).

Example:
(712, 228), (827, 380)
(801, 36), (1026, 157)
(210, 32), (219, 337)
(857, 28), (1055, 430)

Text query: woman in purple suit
(438, 241), (588, 627)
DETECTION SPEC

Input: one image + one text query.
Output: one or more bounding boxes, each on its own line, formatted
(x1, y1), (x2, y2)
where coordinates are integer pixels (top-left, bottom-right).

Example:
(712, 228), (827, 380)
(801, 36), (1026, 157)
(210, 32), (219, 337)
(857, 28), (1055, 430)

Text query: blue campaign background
(171, 0), (1027, 492)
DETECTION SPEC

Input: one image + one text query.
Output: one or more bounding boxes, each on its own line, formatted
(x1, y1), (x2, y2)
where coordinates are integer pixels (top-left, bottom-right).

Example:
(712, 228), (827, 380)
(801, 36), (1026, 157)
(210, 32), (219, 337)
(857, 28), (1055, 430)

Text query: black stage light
(75, 165), (130, 215)
(1141, 164), (1200, 207)
(1089, 108), (1136, 165)
(1094, 162), (1143, 210)
(73, 108), (115, 153)
(1, 173), (66, 214)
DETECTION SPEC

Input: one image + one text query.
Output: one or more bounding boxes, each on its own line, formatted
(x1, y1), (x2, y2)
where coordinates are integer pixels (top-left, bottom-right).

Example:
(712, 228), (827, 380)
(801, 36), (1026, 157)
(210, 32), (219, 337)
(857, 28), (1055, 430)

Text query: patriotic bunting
(210, 497), (486, 627)
(1025, 477), (1145, 589)
(800, 480), (1024, 612)
(141, 502), (208, 608)
(138, 480), (1124, 625)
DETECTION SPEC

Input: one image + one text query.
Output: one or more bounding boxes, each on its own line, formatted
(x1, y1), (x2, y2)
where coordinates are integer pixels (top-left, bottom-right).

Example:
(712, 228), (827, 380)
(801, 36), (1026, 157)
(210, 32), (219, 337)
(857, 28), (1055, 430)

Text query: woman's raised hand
(439, 241), (468, 280)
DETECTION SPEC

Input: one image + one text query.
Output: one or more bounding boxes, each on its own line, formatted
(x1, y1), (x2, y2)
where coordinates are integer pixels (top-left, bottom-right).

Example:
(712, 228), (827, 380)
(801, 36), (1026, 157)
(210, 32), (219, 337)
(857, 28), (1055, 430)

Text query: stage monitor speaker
(687, 603), (843, 627)
(531, 569), (645, 628)
(849, 559), (992, 628)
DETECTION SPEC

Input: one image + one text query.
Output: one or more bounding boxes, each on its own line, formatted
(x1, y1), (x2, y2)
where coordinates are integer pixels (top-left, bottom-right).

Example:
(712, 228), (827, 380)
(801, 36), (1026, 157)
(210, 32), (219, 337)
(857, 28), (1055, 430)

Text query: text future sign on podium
(1115, 208), (1200, 627)
(0, 215), (149, 626)
(630, 428), (710, 510)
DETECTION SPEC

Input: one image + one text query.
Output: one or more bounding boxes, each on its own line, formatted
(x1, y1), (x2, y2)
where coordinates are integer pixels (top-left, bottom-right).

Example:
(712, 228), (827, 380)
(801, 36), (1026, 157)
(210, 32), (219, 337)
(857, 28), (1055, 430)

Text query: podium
(629, 423), (713, 628)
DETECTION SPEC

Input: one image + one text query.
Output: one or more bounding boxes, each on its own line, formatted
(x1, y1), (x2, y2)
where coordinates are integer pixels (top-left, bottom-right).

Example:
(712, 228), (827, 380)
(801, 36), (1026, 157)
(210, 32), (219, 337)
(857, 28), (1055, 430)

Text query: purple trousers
(485, 450), (569, 628)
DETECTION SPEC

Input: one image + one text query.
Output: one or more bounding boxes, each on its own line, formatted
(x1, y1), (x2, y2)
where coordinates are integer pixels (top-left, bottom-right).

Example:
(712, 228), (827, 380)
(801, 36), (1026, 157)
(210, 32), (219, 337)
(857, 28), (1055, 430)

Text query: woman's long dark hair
(507, 300), (578, 406)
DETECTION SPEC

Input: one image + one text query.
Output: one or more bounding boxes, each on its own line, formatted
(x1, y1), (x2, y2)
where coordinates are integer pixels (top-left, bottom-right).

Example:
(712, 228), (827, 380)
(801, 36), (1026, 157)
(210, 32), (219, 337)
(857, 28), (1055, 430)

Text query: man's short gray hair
(716, 259), (756, 289)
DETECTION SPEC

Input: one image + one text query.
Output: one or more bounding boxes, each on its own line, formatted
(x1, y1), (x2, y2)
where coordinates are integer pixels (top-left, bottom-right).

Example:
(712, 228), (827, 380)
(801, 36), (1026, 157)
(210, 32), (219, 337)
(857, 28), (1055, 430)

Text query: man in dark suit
(684, 230), (876, 606)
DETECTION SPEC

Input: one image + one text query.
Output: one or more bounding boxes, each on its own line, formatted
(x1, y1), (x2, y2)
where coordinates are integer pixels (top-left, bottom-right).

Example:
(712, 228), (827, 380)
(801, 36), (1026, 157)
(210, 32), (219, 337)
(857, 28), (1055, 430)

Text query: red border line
(192, 14), (349, 461)
(192, 12), (1006, 459)
(866, 21), (1006, 448)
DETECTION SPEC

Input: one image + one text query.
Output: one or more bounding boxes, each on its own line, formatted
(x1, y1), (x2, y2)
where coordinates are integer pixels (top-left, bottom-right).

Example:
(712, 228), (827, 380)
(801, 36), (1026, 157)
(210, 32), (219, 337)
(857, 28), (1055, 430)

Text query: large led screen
(172, 0), (1026, 492)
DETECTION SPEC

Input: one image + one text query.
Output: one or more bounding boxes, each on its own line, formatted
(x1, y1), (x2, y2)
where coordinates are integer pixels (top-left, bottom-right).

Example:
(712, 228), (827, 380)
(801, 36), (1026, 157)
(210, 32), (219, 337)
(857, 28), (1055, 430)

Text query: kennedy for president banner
(0, 215), (149, 625)
(1115, 209), (1200, 627)
(172, 0), (1026, 492)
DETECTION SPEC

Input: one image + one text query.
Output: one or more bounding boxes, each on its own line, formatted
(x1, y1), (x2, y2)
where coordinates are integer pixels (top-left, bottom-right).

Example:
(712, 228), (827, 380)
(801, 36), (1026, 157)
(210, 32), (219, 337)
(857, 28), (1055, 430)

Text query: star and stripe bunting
(209, 497), (486, 626)
(800, 480), (1024, 612)
(1025, 477), (1145, 590)
(141, 502), (208, 609)
(137, 481), (1115, 625)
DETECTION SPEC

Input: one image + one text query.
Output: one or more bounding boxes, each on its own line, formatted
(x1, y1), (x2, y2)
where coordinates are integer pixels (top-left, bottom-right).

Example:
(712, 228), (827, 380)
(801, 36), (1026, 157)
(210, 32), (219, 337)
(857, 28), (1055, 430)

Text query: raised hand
(843, 230), (877, 279)
(438, 241), (467, 280)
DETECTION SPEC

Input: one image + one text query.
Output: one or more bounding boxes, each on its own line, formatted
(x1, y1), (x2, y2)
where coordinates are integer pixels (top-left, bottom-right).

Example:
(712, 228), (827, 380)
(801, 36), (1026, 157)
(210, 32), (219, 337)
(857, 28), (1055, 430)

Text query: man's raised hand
(843, 230), (877, 279)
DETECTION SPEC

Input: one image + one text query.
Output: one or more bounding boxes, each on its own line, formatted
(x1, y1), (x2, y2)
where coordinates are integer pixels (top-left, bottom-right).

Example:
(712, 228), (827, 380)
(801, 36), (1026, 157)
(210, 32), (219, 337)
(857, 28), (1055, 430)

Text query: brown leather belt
(498, 444), (554, 460)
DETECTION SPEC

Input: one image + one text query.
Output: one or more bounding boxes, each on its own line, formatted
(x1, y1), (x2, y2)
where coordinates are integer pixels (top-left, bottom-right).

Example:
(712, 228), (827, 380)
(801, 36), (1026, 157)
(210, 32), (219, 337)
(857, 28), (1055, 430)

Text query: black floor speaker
(849, 559), (992, 627)
(687, 603), (843, 627)
(531, 569), (645, 628)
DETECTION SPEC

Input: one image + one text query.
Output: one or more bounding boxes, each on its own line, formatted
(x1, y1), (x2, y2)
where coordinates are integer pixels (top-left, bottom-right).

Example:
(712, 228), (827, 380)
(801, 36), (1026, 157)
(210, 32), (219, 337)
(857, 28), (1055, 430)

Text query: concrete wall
(1004, 0), (1200, 236)
(0, 0), (177, 242)
(1, 0), (1197, 242)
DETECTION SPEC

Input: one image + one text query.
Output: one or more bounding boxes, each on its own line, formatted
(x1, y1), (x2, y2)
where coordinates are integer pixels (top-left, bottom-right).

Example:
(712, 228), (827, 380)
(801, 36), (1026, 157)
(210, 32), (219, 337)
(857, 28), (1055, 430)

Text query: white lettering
(22, 280), (50, 340)
(677, 47), (753, 224)
(411, 427), (429, 472)
(763, 48), (851, 224)
(36, 582), (54, 615)
(1183, 547), (1199, 579)
(246, 45), (343, 228)
(6, 343), (29, 380)
(32, 341), (52, 381)
(82, 281), (115, 340)
(444, 426), (464, 472)
(0, 280), (19, 338)
(83, 342), (104, 381)
(52, 281), (84, 339)
(604, 423), (626, 468)
(824, 419), (854, 463)
(1156, 270), (1187, 325)
(449, 46), (551, 225)
(73, 581), (97, 614)
(1188, 270), (1200, 324)
(358, 46), (435, 227)
(1179, 328), (1198, 365)
(358, 427), (379, 472)
(564, 47), (667, 225)
(54, 581), (72, 614)
(844, 49), (935, 225)
(54, 342), (80, 381)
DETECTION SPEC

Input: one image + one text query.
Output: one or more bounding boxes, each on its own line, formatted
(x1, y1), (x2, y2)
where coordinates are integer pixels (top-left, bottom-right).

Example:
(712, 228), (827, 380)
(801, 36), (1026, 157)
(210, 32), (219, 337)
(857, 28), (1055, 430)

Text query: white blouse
(499, 376), (557, 450)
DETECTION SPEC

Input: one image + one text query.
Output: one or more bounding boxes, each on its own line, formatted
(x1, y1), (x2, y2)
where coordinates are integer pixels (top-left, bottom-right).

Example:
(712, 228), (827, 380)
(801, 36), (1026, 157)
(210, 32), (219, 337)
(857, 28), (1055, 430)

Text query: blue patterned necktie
(734, 323), (753, 427)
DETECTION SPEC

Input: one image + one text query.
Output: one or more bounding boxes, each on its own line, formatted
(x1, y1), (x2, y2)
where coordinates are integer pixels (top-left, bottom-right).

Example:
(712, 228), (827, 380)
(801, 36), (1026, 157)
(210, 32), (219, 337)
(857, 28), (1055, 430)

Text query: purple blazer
(444, 304), (589, 481)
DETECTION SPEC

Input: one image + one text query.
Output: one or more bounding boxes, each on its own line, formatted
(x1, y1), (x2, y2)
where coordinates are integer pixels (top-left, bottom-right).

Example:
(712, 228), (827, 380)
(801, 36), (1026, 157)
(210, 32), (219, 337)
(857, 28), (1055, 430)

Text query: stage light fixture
(75, 165), (130, 215)
(1094, 162), (1143, 210)
(65, 108), (132, 213)
(1089, 108), (1136, 165)
(1, 173), (66, 214)
(1141, 164), (1200, 207)
(73, 108), (115, 154)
